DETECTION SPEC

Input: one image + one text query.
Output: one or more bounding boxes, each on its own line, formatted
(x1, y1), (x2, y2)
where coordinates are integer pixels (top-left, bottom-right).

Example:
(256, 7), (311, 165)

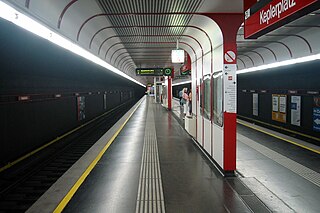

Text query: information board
(224, 64), (237, 113)
(290, 96), (301, 126)
(279, 96), (287, 113)
(136, 68), (172, 76)
(272, 95), (279, 112)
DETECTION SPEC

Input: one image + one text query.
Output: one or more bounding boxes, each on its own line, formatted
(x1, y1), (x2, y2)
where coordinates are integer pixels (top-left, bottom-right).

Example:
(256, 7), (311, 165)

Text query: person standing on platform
(187, 90), (192, 117)
(179, 89), (183, 105)
(182, 88), (189, 117)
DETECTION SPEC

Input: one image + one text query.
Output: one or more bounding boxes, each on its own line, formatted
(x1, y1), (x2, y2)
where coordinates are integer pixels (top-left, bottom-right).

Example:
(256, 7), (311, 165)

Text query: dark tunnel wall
(0, 19), (145, 165)
(237, 60), (320, 143)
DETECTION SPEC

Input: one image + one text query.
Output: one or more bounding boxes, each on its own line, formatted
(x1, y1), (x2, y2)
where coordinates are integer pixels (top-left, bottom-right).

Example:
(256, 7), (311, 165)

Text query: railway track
(0, 101), (134, 212)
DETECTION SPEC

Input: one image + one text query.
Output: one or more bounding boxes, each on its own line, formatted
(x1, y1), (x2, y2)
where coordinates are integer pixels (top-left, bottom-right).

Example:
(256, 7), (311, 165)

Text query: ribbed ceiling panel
(97, 0), (202, 13)
(96, 0), (203, 68)
(121, 36), (179, 43)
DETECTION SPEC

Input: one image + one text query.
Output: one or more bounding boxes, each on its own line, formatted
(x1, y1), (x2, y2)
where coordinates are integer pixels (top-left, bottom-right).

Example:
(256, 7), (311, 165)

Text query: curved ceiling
(237, 9), (320, 70)
(4, 0), (320, 84)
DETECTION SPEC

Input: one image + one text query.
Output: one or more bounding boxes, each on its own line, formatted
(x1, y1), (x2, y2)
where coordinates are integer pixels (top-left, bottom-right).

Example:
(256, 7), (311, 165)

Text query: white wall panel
(197, 57), (203, 78)
(212, 124), (224, 168)
(204, 119), (211, 154)
(191, 62), (197, 116)
(203, 54), (212, 76)
(197, 115), (203, 144)
(213, 45), (223, 72)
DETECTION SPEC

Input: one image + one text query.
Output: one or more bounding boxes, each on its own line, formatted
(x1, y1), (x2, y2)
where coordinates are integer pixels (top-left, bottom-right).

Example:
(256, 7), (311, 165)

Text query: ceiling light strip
(172, 80), (191, 86)
(237, 54), (320, 74)
(0, 1), (145, 87)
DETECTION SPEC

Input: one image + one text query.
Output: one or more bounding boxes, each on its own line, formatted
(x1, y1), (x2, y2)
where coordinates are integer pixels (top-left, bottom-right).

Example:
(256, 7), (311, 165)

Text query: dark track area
(0, 101), (135, 213)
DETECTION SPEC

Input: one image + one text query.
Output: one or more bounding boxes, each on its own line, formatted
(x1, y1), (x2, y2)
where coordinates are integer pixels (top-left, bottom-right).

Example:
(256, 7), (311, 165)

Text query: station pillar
(244, 0), (257, 11)
(168, 76), (172, 111)
(205, 13), (243, 173)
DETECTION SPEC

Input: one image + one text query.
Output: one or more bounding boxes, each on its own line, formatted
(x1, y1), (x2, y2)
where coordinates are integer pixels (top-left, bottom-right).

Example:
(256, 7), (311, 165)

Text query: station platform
(27, 96), (320, 213)
(171, 98), (320, 213)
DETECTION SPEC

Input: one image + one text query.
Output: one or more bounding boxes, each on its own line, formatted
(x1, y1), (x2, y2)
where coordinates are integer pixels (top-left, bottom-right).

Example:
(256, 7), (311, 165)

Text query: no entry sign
(224, 50), (236, 63)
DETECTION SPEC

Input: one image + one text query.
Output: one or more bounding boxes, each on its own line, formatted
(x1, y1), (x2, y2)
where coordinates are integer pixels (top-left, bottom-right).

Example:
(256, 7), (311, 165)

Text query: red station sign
(244, 0), (320, 39)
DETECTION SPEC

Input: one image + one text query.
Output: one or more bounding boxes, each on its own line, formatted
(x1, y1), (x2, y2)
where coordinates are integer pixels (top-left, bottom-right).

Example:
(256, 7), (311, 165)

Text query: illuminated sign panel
(171, 49), (185, 63)
(244, 0), (320, 38)
(163, 68), (173, 76)
(136, 68), (172, 76)
(180, 64), (191, 75)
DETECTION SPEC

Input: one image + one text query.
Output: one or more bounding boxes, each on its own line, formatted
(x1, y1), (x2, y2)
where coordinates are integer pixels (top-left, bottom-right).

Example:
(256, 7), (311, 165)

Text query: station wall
(237, 60), (320, 144)
(0, 19), (145, 166)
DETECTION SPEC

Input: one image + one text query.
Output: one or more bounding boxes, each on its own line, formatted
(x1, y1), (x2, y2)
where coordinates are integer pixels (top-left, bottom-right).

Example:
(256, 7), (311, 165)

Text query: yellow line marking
(237, 115), (320, 142)
(237, 120), (320, 155)
(0, 102), (129, 173)
(53, 98), (144, 213)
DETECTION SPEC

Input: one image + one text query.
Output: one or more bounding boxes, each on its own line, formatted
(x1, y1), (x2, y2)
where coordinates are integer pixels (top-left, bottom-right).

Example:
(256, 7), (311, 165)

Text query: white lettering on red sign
(260, 0), (296, 25)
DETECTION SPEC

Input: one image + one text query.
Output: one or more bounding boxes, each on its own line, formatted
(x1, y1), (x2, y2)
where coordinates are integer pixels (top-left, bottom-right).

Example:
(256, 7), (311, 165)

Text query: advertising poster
(253, 93), (258, 116)
(290, 96), (301, 126)
(313, 96), (320, 132)
(272, 95), (279, 112)
(279, 96), (287, 113)
(77, 96), (86, 121)
(272, 94), (286, 123)
(103, 94), (107, 110)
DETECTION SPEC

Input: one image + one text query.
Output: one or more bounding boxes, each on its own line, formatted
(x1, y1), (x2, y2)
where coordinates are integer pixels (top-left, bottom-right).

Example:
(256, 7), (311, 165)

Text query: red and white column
(205, 13), (243, 173)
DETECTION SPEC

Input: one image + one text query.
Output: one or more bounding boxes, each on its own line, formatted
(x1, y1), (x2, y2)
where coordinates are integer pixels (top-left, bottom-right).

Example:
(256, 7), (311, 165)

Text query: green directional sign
(163, 68), (172, 76)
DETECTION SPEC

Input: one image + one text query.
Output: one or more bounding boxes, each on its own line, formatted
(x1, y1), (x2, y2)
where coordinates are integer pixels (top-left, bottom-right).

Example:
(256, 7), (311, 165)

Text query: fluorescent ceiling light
(0, 1), (145, 87)
(172, 80), (191, 86)
(237, 54), (320, 75)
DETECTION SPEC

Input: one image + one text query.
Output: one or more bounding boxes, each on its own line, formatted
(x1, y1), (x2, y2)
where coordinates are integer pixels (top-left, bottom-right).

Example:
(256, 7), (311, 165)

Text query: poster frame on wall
(290, 96), (301, 126)
(253, 93), (258, 116)
(272, 94), (287, 123)
(313, 96), (320, 132)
